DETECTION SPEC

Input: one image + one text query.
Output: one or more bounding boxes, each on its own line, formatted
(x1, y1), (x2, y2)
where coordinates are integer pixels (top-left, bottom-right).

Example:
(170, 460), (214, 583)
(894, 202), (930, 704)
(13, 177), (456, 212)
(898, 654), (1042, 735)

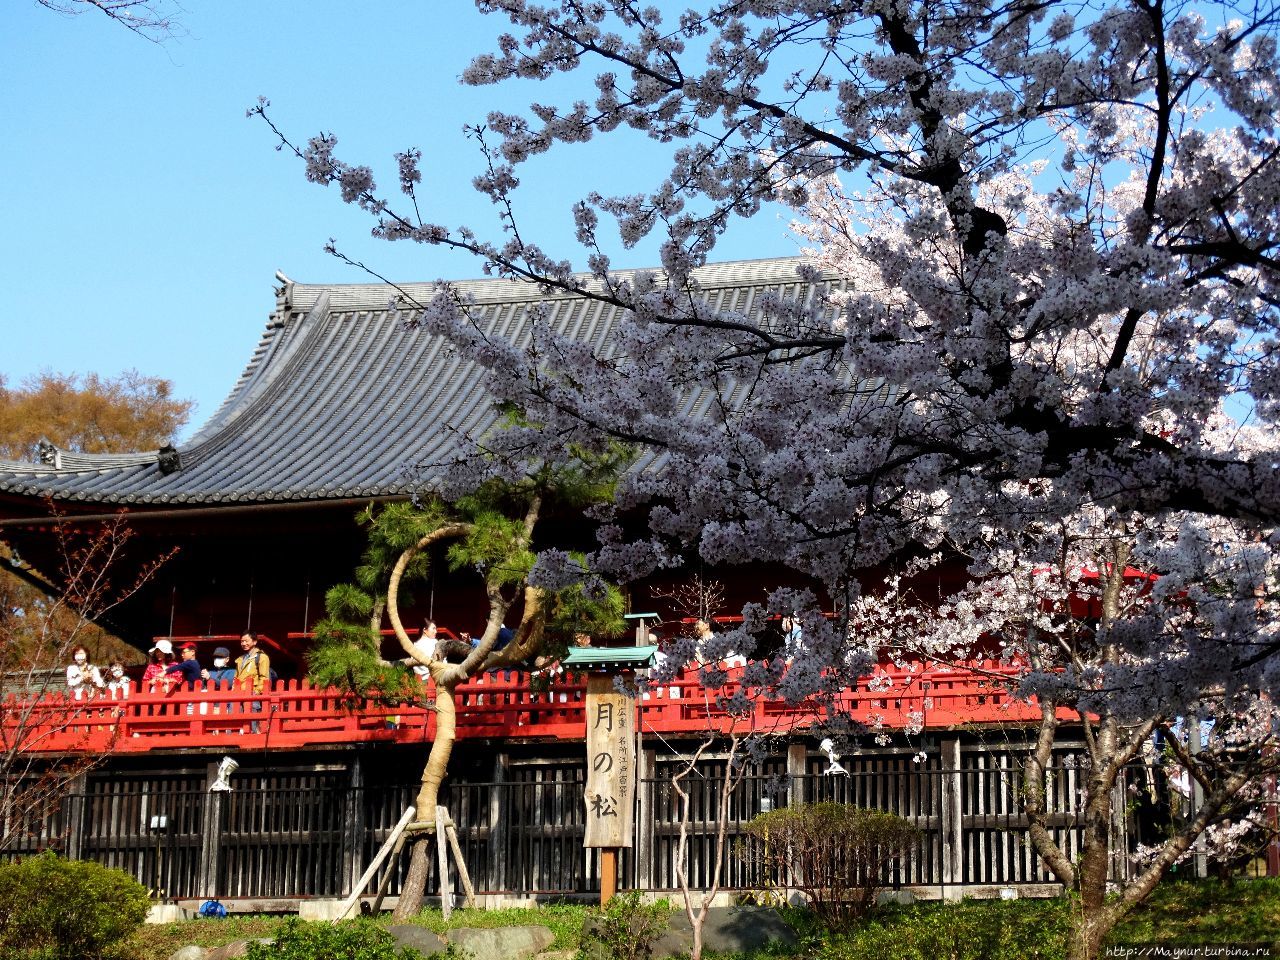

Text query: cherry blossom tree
(34, 0), (182, 42)
(257, 1), (1280, 954)
(1, 516), (173, 852)
(843, 512), (1280, 956)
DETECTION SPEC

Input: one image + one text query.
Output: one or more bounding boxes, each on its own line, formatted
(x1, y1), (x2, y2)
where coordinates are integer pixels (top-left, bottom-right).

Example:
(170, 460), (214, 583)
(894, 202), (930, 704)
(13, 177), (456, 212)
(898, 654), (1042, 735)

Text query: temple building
(0, 259), (1112, 906)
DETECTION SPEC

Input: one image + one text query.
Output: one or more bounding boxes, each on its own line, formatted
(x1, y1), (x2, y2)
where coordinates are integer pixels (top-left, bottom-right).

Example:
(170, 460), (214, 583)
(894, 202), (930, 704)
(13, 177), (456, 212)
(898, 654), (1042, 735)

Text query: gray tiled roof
(0, 258), (822, 506)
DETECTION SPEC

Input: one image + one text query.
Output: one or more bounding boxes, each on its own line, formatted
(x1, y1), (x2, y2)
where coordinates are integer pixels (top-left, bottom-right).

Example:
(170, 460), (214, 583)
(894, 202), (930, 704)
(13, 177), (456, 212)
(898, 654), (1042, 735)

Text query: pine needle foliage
(306, 439), (630, 705)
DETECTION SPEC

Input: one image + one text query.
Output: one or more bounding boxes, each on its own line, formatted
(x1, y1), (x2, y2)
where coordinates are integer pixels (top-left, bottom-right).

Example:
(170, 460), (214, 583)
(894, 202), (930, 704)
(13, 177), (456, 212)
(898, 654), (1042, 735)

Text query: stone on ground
(204, 938), (274, 960)
(168, 947), (207, 960)
(387, 924), (448, 954)
(651, 906), (797, 957)
(448, 924), (555, 959)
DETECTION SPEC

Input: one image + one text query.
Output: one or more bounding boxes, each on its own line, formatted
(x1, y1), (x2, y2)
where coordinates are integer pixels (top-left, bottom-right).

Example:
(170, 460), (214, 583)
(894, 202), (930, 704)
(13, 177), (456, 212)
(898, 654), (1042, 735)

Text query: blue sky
(1, 2), (802, 438)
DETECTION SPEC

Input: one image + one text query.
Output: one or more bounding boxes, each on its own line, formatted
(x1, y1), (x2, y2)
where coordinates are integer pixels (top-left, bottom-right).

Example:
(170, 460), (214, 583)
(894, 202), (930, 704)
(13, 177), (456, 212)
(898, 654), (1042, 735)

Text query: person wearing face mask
(105, 660), (132, 698)
(202, 646), (236, 687)
(66, 645), (104, 698)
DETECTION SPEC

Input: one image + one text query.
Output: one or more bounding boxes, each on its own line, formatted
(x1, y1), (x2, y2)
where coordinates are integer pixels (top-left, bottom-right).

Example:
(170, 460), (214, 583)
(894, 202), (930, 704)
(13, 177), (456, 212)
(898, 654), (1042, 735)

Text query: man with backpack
(235, 632), (271, 732)
(234, 633), (271, 692)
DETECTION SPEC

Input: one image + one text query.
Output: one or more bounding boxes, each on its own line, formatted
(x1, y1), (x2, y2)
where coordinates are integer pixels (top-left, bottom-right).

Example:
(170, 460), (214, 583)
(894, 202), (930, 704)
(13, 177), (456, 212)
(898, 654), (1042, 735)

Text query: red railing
(2, 660), (1069, 755)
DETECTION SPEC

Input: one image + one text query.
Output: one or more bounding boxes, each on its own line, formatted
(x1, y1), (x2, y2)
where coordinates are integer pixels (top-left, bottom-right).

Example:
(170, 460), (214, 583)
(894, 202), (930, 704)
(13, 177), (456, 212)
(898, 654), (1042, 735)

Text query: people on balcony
(142, 639), (174, 691)
(65, 645), (103, 698)
(436, 623), (515, 663)
(531, 632), (592, 691)
(203, 646), (236, 687)
(781, 616), (805, 659)
(235, 633), (271, 693)
(164, 642), (204, 689)
(235, 633), (271, 733)
(105, 660), (131, 698)
(694, 619), (746, 668)
(461, 624), (514, 650)
(408, 622), (437, 678)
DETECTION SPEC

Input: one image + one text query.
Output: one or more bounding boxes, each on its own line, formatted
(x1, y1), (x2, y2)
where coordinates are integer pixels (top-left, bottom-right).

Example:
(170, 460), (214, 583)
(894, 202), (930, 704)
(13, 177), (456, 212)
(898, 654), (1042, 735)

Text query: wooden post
(1267, 771), (1280, 878)
(567, 648), (653, 905)
(940, 737), (963, 899)
(784, 743), (809, 895)
(635, 748), (656, 890)
(490, 752), (509, 894)
(369, 828), (411, 916)
(600, 848), (618, 904)
(444, 817), (477, 908)
(198, 761), (223, 898)
(1189, 719), (1208, 879)
(341, 754), (365, 894)
(786, 743), (808, 807)
(1109, 777), (1130, 885)
(584, 671), (637, 904)
(63, 771), (88, 862)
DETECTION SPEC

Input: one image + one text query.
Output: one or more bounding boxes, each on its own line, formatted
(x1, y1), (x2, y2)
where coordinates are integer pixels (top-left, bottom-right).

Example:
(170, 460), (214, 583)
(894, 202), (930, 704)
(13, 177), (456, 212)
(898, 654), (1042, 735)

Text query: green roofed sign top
(562, 645), (658, 671)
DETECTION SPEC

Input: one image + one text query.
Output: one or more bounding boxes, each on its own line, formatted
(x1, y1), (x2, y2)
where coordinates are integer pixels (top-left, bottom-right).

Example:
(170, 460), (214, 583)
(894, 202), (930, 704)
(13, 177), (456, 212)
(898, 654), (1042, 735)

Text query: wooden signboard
(583, 673), (636, 848)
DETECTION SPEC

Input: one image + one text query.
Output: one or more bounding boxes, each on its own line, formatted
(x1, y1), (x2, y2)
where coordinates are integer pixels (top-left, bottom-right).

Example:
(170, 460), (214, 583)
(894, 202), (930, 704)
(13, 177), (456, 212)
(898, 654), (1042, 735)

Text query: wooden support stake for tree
(444, 817), (477, 908)
(436, 804), (454, 919)
(335, 805), (415, 921)
(369, 827), (413, 916)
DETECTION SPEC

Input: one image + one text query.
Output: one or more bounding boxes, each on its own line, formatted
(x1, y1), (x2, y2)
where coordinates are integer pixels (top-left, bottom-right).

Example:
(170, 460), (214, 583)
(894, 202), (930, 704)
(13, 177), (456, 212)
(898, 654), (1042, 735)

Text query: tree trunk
(1069, 772), (1121, 960)
(390, 676), (459, 921)
(396, 839), (433, 919)
(1068, 910), (1112, 960)
(1079, 770), (1115, 909)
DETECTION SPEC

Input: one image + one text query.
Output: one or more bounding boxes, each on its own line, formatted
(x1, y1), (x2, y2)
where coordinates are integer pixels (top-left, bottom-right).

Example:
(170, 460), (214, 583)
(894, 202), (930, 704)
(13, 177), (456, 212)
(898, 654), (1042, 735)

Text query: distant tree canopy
(0, 369), (190, 667)
(0, 370), (192, 462)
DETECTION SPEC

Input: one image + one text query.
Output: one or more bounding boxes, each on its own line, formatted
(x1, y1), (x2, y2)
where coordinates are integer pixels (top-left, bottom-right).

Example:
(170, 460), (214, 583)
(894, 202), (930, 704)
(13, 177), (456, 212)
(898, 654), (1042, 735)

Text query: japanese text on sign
(584, 674), (636, 848)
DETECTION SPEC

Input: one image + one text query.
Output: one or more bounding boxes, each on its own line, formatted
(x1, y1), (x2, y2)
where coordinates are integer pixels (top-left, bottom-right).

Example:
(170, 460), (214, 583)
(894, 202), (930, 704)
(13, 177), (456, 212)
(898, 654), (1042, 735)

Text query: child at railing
(202, 647), (237, 687)
(105, 661), (131, 698)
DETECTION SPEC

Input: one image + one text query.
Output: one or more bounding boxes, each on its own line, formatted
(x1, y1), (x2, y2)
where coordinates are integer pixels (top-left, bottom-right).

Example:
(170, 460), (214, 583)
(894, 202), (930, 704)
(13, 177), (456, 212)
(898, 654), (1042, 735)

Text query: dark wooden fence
(12, 738), (1271, 902)
(3, 739), (1156, 902)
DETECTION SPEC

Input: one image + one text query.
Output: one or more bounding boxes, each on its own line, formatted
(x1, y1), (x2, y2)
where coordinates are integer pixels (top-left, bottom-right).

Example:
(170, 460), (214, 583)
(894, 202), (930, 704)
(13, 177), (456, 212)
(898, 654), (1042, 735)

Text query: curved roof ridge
(282, 255), (808, 313)
(0, 448), (163, 474)
(185, 289), (332, 447)
(0, 256), (827, 506)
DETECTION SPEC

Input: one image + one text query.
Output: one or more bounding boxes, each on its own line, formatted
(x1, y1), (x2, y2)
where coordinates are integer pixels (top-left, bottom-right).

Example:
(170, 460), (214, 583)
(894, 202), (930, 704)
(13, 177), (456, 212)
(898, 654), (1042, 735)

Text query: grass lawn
(129, 903), (588, 960)
(1114, 876), (1280, 945)
(799, 879), (1280, 960)
(128, 879), (1280, 960)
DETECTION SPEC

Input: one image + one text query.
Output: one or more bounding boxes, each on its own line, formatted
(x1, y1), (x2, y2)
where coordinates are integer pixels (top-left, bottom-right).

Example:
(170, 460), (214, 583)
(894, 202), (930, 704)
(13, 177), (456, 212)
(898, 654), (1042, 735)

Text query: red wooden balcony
(2, 660), (1066, 755)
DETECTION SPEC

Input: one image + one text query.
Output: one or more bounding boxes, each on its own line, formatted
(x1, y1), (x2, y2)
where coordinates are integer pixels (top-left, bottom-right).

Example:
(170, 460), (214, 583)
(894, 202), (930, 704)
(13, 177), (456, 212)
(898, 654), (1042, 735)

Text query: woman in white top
(66, 645), (104, 697)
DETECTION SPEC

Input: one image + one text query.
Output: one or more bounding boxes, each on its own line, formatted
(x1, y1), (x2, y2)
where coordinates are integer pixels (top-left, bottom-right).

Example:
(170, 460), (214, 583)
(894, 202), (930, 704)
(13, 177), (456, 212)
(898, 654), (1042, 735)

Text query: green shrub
(742, 803), (919, 927)
(244, 917), (430, 960)
(814, 899), (1070, 960)
(0, 850), (150, 960)
(578, 892), (669, 960)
